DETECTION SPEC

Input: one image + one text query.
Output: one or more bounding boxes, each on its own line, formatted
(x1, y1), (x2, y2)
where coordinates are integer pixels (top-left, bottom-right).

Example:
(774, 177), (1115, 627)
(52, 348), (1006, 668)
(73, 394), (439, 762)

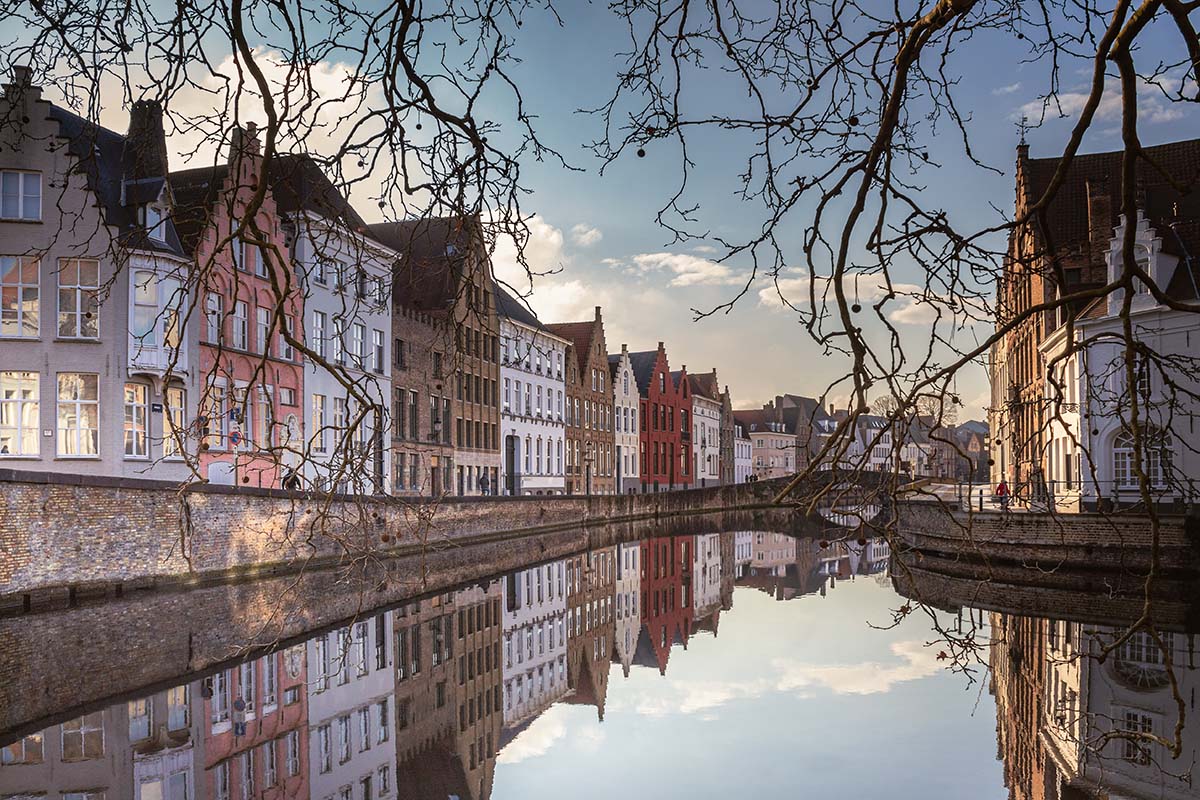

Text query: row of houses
(989, 134), (1200, 511)
(10, 530), (889, 800)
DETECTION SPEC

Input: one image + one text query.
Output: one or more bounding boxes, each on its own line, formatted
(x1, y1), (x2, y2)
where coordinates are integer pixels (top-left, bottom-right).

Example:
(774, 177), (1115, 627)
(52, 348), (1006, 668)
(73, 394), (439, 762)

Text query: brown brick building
(389, 305), (456, 495)
(548, 307), (614, 494)
(370, 217), (501, 496)
(565, 546), (615, 719)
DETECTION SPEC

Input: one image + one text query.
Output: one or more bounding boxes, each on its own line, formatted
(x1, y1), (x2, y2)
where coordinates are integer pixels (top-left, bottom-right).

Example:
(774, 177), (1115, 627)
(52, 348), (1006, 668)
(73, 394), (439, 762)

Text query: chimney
(622, 343), (627, 355)
(657, 341), (664, 351)
(124, 100), (170, 181)
(5, 64), (35, 105)
(228, 122), (261, 166)
(594, 305), (602, 321)
(1086, 176), (1112, 256)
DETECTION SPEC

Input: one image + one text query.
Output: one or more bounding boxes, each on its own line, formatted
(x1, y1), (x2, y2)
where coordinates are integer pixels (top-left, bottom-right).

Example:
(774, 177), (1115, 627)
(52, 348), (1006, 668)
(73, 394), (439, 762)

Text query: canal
(0, 529), (1194, 799)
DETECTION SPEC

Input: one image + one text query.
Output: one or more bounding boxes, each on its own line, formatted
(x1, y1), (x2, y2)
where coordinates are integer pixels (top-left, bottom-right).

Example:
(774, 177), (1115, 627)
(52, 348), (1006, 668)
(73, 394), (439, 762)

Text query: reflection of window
(1114, 631), (1173, 689)
(128, 697), (151, 741)
(0, 255), (39, 338)
(1121, 710), (1155, 765)
(61, 712), (105, 761)
(1, 732), (43, 765)
(58, 258), (99, 338)
(57, 373), (99, 456)
(167, 685), (189, 730)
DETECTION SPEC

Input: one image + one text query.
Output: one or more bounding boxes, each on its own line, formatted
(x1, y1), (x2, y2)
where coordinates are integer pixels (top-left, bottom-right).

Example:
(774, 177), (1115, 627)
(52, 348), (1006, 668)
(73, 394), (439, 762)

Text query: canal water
(0, 531), (1193, 799)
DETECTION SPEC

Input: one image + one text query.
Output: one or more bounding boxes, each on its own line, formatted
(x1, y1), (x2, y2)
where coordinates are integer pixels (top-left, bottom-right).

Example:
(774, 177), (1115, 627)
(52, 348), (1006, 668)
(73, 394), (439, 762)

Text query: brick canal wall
(896, 499), (1200, 573)
(0, 468), (822, 607)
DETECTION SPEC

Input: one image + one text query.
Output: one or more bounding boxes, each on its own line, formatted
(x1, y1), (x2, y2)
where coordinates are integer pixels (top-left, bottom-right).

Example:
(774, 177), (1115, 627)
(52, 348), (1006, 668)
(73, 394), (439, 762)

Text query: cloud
(993, 82), (1022, 96)
(627, 252), (747, 287)
(491, 215), (566, 291)
(571, 223), (603, 247)
(773, 639), (943, 695)
(496, 709), (568, 764)
(1017, 76), (1188, 127)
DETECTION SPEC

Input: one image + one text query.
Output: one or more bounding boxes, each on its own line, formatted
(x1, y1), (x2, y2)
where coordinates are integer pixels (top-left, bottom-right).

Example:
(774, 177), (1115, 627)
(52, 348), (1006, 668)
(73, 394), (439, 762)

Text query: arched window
(1113, 428), (1171, 488)
(623, 371), (629, 395)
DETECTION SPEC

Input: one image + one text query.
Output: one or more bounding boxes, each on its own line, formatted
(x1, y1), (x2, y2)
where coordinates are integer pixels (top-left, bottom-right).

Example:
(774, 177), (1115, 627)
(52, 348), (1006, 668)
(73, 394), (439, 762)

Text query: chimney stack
(124, 100), (170, 181)
(1086, 176), (1113, 257)
(228, 122), (262, 166)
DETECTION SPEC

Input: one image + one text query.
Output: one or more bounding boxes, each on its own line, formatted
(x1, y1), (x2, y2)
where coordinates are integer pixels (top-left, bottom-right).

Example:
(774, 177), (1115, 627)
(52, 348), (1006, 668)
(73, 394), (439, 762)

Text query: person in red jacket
(995, 478), (1010, 510)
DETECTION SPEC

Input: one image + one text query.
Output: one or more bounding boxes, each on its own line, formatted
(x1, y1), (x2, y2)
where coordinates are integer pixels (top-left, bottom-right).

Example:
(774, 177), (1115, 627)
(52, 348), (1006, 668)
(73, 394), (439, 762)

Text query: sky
(12, 0), (1197, 419)
(492, 578), (1006, 799)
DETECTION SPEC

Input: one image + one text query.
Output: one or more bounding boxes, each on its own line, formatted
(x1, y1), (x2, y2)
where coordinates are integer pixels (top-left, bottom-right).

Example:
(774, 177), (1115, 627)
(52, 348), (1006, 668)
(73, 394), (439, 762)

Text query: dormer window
(142, 204), (165, 242)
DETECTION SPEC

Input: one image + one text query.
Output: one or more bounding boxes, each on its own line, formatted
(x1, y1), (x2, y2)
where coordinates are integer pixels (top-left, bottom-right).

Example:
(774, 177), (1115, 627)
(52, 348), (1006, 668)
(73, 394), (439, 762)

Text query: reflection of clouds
(497, 708), (568, 765)
(774, 640), (942, 695)
(607, 639), (941, 721)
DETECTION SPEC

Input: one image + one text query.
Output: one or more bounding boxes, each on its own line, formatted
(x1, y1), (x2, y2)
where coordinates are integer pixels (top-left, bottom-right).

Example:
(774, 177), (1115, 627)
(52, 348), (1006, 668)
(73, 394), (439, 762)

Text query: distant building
(502, 561), (569, 725)
(548, 307), (615, 494)
(685, 371), (724, 487)
(389, 303), (456, 495)
(628, 342), (693, 491)
(609, 345), (642, 493)
(733, 420), (753, 483)
(496, 287), (568, 496)
(369, 216), (501, 496)
(564, 546), (615, 719)
(612, 542), (642, 676)
(734, 410), (797, 479)
(636, 536), (693, 674)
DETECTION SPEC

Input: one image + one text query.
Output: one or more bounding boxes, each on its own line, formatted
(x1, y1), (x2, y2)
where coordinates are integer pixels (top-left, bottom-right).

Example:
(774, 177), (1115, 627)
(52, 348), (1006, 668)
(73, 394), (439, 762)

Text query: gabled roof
(1022, 138), (1200, 299)
(545, 319), (597, 362)
(265, 153), (369, 231)
(688, 371), (721, 401)
(626, 349), (662, 395)
(169, 163), (230, 256)
(367, 216), (480, 313)
(49, 103), (186, 258)
(607, 351), (622, 381)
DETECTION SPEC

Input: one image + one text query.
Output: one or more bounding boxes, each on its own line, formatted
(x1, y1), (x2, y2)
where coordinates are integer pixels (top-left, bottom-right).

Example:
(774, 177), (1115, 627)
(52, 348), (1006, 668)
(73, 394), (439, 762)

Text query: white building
(733, 531), (754, 578)
(273, 156), (393, 493)
(306, 611), (397, 800)
(502, 560), (570, 725)
(609, 346), (641, 494)
(612, 541), (641, 677)
(693, 534), (722, 617)
(733, 421), (753, 483)
(1041, 212), (1200, 511)
(692, 390), (722, 488)
(497, 287), (568, 496)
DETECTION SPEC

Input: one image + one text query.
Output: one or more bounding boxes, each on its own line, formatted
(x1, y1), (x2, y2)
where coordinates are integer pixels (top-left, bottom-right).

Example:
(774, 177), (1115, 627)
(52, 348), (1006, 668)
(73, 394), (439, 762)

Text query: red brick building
(635, 535), (693, 675)
(628, 343), (692, 491)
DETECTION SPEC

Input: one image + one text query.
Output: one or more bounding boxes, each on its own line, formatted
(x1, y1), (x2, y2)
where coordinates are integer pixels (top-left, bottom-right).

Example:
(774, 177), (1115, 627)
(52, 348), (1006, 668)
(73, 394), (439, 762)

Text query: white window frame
(0, 371), (39, 457)
(57, 372), (100, 457)
(0, 170), (40, 220)
(1, 255), (39, 338)
(57, 258), (100, 339)
(123, 382), (150, 459)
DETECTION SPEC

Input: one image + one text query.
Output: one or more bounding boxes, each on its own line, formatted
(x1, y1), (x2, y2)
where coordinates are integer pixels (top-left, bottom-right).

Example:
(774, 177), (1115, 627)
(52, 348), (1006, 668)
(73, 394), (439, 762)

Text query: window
(352, 322), (366, 366)
(143, 203), (166, 241)
(372, 329), (385, 373)
(285, 730), (301, 775)
(358, 707), (372, 751)
(232, 301), (248, 350)
(61, 712), (105, 760)
(337, 714), (351, 763)
(262, 740), (277, 788)
(312, 394), (327, 453)
(280, 315), (295, 360)
(394, 338), (406, 368)
(1122, 711), (1155, 765)
(0, 371), (38, 456)
(122, 383), (149, 458)
(318, 724), (332, 773)
(1, 732), (43, 765)
(58, 258), (99, 338)
(238, 660), (256, 715)
(1, 255), (39, 337)
(262, 654), (278, 708)
(1113, 429), (1170, 488)
(378, 765), (391, 796)
(210, 670), (231, 726)
(167, 684), (189, 730)
(240, 750), (255, 798)
(1, 170), (40, 220)
(256, 307), (270, 353)
(57, 373), (99, 456)
(128, 697), (152, 740)
(312, 310), (326, 358)
(215, 761), (230, 800)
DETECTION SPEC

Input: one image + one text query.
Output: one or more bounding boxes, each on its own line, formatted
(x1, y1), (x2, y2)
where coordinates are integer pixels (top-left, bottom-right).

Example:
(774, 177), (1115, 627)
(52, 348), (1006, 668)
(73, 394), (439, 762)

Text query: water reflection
(0, 530), (1194, 799)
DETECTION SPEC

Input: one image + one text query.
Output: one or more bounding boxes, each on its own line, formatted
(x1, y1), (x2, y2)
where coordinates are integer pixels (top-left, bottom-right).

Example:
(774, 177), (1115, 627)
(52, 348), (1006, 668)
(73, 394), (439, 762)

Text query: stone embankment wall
(0, 468), (808, 607)
(897, 500), (1200, 573)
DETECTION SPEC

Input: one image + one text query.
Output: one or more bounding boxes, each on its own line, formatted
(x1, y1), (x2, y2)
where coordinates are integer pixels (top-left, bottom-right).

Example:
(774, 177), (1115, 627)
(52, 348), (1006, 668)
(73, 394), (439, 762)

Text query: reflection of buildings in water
(636, 536), (694, 675)
(308, 611), (395, 800)
(693, 534), (723, 628)
(502, 561), (570, 729)
(733, 531), (754, 579)
(992, 612), (1200, 800)
(613, 542), (642, 678)
(564, 547), (616, 720)
(734, 536), (892, 601)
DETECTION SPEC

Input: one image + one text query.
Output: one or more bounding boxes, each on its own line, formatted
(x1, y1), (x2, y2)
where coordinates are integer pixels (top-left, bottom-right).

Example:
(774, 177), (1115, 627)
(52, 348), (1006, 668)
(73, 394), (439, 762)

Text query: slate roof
(169, 163), (230, 256)
(1023, 138), (1200, 299)
(626, 349), (661, 395)
(367, 216), (479, 313)
(688, 371), (721, 401)
(265, 153), (369, 231)
(494, 284), (543, 330)
(49, 104), (186, 258)
(607, 352), (622, 381)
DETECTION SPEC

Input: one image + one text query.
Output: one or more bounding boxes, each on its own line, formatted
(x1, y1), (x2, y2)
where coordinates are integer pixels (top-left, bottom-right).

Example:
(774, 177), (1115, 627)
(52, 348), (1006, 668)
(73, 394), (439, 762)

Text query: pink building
(173, 125), (304, 488)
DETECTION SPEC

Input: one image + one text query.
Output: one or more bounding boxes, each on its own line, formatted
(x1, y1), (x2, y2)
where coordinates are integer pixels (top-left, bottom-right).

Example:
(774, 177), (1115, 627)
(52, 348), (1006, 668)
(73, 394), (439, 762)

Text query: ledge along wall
(896, 499), (1200, 574)
(0, 468), (876, 611)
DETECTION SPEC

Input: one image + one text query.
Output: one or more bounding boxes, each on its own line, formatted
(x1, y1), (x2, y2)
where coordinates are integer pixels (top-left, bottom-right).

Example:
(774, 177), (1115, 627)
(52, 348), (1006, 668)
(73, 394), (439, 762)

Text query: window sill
(0, 454), (41, 460)
(54, 337), (102, 344)
(0, 335), (40, 341)
(55, 455), (101, 461)
(0, 218), (43, 224)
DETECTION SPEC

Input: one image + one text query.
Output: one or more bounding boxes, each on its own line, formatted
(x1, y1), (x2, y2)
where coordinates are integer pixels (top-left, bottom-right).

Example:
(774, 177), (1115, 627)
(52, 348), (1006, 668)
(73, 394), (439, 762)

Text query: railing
(943, 479), (1193, 513)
